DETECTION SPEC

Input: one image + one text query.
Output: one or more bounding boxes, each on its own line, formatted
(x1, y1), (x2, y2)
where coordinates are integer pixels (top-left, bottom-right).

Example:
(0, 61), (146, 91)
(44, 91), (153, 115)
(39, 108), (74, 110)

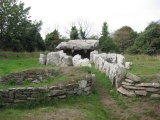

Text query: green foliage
(79, 27), (86, 39)
(99, 22), (118, 52)
(8, 79), (17, 85)
(102, 22), (109, 37)
(0, 0), (45, 52)
(45, 29), (61, 51)
(113, 26), (138, 52)
(70, 26), (78, 40)
(80, 66), (91, 74)
(128, 21), (160, 54)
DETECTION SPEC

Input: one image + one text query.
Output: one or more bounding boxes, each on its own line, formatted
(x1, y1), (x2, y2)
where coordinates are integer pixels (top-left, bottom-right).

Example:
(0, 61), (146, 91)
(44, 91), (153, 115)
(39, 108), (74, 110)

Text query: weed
(8, 79), (17, 85)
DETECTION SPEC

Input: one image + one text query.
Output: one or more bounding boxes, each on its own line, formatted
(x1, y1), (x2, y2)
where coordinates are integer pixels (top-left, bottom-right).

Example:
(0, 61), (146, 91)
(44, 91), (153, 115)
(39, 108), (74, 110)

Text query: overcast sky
(21, 0), (160, 39)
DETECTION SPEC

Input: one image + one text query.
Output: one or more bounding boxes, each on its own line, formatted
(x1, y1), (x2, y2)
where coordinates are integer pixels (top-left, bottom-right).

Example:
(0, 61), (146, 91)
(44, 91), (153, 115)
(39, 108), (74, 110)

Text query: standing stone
(90, 50), (98, 63)
(46, 52), (60, 65)
(39, 54), (46, 65)
(72, 54), (82, 66)
(114, 65), (126, 88)
(117, 54), (125, 66)
(93, 54), (99, 65)
(81, 58), (91, 67)
(91, 74), (96, 93)
(59, 56), (73, 67)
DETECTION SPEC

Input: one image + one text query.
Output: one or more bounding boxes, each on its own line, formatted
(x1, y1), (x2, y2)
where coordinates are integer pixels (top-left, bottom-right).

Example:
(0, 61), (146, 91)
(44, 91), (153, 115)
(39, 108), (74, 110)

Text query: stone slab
(126, 73), (140, 82)
(135, 90), (147, 96)
(117, 87), (135, 97)
(136, 83), (160, 88)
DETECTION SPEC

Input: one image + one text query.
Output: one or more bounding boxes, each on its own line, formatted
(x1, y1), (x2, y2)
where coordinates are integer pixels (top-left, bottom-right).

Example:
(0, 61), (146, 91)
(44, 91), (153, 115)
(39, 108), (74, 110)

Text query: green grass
(0, 58), (52, 76)
(125, 54), (160, 76)
(0, 53), (160, 120)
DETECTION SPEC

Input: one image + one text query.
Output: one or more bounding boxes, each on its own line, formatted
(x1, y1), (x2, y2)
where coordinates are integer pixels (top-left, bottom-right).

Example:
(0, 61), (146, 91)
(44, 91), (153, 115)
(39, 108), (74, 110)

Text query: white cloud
(21, 0), (160, 38)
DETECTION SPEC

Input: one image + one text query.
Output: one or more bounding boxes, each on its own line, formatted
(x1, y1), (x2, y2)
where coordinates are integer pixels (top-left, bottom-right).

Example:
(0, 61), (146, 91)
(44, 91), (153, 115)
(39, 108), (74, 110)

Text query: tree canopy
(0, 0), (45, 52)
(113, 26), (138, 52)
(99, 22), (118, 53)
(45, 29), (61, 51)
(129, 21), (160, 54)
(70, 26), (78, 40)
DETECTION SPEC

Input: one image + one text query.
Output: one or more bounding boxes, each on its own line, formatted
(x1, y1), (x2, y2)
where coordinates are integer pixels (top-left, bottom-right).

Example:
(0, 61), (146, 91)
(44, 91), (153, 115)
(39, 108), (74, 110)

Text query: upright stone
(90, 50), (98, 63)
(46, 52), (60, 65)
(39, 54), (46, 65)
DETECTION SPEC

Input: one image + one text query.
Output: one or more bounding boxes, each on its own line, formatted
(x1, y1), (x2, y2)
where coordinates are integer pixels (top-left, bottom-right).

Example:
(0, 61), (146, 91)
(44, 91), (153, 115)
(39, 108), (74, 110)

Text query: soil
(24, 109), (86, 120)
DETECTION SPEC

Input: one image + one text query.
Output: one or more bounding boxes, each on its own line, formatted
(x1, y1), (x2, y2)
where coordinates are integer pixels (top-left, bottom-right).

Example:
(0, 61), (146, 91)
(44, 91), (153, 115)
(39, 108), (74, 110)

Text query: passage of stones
(39, 39), (160, 98)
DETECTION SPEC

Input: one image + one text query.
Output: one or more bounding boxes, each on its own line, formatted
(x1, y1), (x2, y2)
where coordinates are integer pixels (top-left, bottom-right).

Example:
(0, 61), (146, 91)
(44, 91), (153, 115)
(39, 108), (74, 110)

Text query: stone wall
(90, 51), (126, 88)
(0, 68), (58, 85)
(0, 74), (95, 104)
(118, 73), (160, 98)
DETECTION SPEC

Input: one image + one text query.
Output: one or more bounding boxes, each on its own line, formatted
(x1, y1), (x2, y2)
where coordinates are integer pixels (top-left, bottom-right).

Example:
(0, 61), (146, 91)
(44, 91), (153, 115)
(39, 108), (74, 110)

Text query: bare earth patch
(24, 109), (86, 120)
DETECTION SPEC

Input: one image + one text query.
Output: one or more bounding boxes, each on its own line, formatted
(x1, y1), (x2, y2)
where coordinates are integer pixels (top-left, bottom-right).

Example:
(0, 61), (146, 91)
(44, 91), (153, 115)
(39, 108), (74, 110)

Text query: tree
(99, 22), (118, 52)
(129, 21), (160, 54)
(45, 29), (60, 51)
(70, 26), (78, 40)
(0, 0), (45, 52)
(77, 18), (93, 39)
(113, 26), (138, 52)
(102, 22), (109, 37)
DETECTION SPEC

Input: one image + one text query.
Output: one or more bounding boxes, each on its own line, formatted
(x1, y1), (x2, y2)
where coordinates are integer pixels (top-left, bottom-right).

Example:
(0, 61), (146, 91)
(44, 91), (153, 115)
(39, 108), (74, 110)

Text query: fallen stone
(126, 73), (140, 82)
(136, 83), (160, 88)
(117, 87), (135, 97)
(125, 79), (135, 84)
(122, 85), (146, 90)
(150, 94), (160, 98)
(135, 90), (147, 96)
(121, 81), (134, 86)
(145, 88), (159, 92)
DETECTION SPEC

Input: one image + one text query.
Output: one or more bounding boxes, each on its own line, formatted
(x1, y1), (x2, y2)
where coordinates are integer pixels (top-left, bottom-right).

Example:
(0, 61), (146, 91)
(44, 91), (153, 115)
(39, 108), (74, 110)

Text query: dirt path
(98, 88), (160, 120)
(99, 88), (129, 119)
